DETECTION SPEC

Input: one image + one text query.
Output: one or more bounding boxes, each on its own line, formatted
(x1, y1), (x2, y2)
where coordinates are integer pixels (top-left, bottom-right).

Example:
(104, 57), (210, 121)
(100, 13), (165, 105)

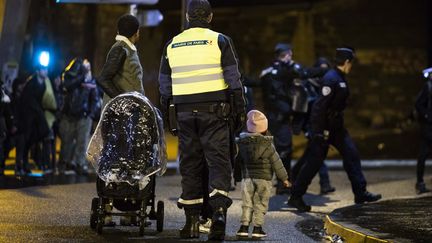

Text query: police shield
(289, 79), (309, 113)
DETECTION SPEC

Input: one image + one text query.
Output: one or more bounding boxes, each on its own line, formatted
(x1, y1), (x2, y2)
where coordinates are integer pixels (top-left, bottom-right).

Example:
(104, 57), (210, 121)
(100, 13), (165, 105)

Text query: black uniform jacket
(415, 80), (432, 123)
(310, 68), (350, 134)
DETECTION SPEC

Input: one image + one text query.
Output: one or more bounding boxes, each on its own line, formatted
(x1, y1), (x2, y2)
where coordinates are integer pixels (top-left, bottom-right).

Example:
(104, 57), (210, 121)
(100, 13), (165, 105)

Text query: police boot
(179, 211), (200, 239)
(415, 182), (430, 194)
(354, 191), (382, 204)
(288, 196), (311, 212)
(208, 207), (226, 241)
(320, 183), (336, 194)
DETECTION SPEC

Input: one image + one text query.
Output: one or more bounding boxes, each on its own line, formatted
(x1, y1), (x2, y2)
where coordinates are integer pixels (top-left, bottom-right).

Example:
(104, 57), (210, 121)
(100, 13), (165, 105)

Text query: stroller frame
(90, 174), (164, 236)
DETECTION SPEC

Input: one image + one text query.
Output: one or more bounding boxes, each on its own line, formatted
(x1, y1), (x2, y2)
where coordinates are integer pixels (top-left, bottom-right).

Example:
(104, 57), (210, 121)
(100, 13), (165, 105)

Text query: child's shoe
(236, 225), (249, 237)
(252, 226), (267, 238)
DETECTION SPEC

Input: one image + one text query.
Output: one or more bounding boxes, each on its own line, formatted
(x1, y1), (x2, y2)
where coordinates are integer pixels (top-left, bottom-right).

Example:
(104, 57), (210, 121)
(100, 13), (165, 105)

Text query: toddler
(236, 110), (290, 238)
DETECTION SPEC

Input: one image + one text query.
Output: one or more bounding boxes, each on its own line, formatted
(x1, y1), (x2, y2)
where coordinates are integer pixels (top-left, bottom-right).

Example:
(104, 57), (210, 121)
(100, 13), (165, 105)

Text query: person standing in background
(413, 67), (432, 194)
(97, 14), (144, 105)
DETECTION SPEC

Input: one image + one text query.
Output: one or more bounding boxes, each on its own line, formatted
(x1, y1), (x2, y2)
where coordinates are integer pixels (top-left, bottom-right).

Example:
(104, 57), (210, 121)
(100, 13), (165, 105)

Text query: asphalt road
(0, 167), (430, 242)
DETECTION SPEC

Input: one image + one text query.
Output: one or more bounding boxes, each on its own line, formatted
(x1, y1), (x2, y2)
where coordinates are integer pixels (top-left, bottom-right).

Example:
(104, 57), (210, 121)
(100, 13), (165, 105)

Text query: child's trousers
(240, 178), (272, 226)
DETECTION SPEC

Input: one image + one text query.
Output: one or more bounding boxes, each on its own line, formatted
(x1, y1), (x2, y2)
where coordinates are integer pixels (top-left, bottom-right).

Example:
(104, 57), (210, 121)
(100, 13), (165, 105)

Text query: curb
(324, 215), (390, 243)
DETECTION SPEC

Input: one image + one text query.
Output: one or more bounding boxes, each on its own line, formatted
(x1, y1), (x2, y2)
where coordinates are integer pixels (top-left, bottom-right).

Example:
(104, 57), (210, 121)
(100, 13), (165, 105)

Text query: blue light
(39, 51), (50, 67)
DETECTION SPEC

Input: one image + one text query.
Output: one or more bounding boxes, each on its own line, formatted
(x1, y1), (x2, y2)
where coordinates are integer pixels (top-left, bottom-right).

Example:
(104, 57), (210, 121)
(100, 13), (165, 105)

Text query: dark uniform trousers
(417, 122), (432, 183)
(177, 110), (233, 211)
(292, 145), (331, 187)
(292, 127), (367, 197)
(267, 112), (292, 176)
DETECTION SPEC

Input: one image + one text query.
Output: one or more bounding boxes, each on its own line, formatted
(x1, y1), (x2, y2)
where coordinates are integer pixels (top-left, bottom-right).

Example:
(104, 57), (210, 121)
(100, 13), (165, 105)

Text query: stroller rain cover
(87, 92), (167, 189)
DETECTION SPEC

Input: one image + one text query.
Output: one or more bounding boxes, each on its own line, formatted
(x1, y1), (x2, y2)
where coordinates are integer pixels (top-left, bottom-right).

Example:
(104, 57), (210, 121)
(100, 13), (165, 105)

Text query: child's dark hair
(117, 14), (140, 38)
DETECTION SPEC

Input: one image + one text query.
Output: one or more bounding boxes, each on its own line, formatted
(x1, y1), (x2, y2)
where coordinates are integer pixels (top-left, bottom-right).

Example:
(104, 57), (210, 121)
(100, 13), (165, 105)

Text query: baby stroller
(86, 92), (167, 236)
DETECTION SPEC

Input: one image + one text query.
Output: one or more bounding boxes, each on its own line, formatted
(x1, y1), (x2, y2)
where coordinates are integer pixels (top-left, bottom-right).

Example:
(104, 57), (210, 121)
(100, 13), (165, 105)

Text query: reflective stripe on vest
(167, 28), (228, 96)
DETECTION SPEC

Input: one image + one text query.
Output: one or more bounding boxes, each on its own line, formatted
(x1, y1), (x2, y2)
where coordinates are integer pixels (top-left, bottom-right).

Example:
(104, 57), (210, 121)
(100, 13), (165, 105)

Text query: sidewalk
(325, 195), (432, 242)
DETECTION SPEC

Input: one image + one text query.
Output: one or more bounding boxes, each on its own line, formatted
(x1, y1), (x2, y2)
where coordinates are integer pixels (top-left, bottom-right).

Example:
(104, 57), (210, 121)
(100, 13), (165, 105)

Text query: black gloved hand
(231, 89), (246, 134)
(159, 96), (170, 129)
(234, 112), (246, 134)
(232, 89), (246, 112)
(311, 130), (329, 142)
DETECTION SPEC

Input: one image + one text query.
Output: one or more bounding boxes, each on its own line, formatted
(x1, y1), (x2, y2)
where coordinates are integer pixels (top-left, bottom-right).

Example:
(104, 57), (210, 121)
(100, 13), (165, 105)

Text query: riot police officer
(158, 0), (245, 240)
(259, 43), (306, 194)
(288, 47), (382, 212)
(414, 67), (432, 194)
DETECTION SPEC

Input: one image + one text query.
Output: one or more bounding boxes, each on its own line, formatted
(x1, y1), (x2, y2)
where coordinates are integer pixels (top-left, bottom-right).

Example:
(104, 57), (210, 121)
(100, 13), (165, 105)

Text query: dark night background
(12, 0), (432, 159)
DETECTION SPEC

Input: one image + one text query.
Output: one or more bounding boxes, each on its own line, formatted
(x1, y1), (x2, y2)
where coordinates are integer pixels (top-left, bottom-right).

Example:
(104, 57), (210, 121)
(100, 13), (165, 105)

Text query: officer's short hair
(334, 46), (355, 66)
(187, 0), (212, 21)
(274, 43), (292, 58)
(117, 14), (140, 38)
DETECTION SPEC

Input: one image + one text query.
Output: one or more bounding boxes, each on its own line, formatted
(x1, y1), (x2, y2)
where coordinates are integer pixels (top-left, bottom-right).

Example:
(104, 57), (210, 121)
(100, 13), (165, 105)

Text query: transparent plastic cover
(87, 92), (167, 186)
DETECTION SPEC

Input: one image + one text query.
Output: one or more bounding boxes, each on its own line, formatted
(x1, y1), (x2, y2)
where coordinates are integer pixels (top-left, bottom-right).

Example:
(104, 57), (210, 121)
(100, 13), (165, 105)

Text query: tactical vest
(167, 28), (228, 96)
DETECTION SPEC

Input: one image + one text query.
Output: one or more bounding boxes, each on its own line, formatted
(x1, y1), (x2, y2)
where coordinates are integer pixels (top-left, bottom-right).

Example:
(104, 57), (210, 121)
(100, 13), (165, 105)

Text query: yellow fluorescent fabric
(167, 28), (227, 95)
(173, 79), (228, 95)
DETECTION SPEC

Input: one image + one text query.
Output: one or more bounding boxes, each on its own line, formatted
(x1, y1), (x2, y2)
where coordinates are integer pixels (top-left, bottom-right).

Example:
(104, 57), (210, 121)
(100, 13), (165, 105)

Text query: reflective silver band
(172, 73), (224, 84)
(209, 189), (229, 197)
(178, 198), (204, 205)
(171, 64), (221, 73)
(336, 47), (354, 53)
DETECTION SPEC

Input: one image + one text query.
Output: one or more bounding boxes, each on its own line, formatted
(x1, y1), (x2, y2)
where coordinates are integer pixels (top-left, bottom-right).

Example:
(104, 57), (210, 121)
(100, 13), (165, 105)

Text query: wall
(22, 0), (430, 158)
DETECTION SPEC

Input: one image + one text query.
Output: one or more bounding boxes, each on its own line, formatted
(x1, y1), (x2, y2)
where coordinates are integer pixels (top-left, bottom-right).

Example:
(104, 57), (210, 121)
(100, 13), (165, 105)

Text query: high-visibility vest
(167, 27), (228, 96)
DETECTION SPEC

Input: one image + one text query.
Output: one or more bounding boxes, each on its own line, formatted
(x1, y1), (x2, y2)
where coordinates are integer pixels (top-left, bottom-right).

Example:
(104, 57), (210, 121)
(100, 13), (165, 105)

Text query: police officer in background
(291, 57), (336, 194)
(0, 82), (11, 176)
(158, 0), (245, 240)
(259, 43), (305, 194)
(414, 67), (432, 194)
(288, 47), (382, 212)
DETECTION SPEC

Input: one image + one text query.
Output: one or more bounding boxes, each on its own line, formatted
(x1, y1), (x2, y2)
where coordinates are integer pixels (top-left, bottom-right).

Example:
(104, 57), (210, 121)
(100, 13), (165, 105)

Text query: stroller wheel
(156, 201), (164, 232)
(139, 218), (145, 236)
(96, 199), (105, 235)
(90, 198), (98, 230)
(96, 218), (104, 234)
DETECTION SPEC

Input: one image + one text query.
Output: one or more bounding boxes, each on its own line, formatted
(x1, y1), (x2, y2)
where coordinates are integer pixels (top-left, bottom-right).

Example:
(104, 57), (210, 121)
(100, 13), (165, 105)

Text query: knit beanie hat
(246, 110), (268, 134)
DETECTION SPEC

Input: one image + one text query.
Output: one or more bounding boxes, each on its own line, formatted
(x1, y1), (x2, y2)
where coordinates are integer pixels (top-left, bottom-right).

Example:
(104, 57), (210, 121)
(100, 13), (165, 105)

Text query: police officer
(259, 43), (305, 194)
(0, 83), (11, 176)
(158, 0), (245, 240)
(288, 47), (382, 212)
(414, 67), (432, 194)
(291, 57), (336, 194)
